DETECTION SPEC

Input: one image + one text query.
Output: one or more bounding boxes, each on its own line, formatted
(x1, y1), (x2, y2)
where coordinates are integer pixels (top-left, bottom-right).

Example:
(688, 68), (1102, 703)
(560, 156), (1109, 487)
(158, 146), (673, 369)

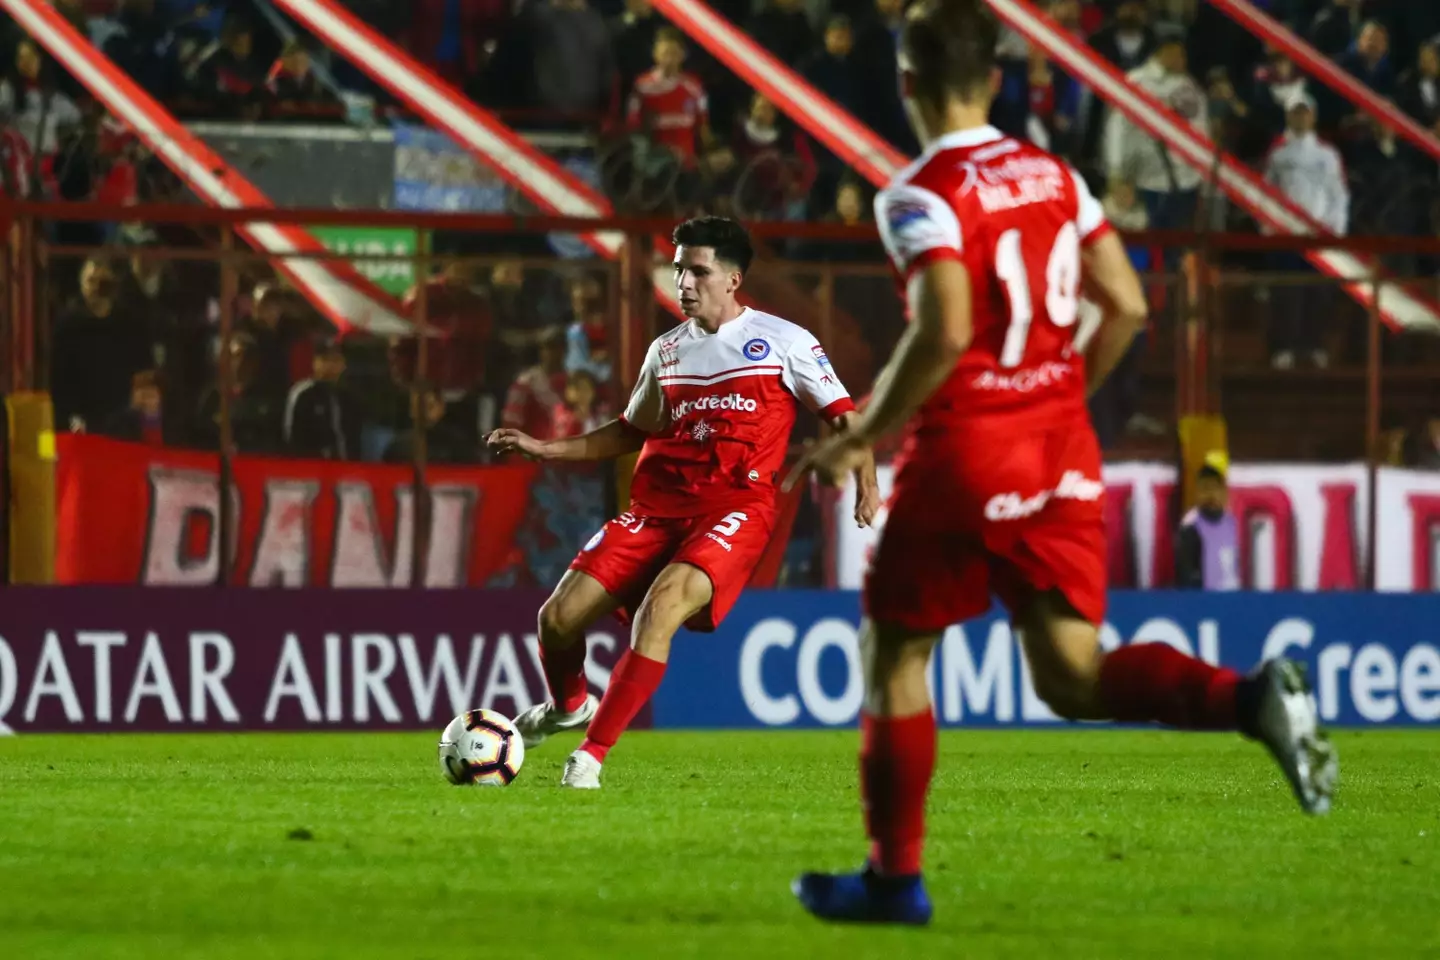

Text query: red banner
(55, 435), (537, 586)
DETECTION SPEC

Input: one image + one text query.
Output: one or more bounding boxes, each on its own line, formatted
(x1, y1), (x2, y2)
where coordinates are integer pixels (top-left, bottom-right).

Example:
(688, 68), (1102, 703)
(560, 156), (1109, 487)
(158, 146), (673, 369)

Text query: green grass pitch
(2, 730), (1438, 958)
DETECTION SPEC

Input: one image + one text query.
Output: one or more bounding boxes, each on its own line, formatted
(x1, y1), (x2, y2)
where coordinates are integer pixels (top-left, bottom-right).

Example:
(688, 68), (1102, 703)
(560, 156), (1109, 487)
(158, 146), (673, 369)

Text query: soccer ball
(438, 709), (525, 786)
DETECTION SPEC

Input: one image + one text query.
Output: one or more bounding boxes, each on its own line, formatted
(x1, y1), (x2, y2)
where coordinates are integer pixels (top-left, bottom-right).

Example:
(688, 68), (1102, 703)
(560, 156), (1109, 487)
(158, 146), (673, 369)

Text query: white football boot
(560, 749), (602, 789)
(512, 694), (598, 749)
(1250, 658), (1338, 815)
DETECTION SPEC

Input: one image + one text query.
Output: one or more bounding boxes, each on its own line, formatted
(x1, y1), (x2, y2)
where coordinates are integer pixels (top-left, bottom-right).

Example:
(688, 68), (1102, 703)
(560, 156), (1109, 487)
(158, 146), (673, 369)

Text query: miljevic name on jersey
(670, 392), (759, 421)
(964, 151), (1070, 214)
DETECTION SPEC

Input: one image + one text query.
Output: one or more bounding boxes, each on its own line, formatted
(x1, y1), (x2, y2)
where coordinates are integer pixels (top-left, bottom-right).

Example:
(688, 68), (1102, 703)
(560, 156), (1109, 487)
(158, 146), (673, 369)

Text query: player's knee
(1030, 666), (1103, 721)
(538, 594), (583, 646)
(637, 566), (710, 629)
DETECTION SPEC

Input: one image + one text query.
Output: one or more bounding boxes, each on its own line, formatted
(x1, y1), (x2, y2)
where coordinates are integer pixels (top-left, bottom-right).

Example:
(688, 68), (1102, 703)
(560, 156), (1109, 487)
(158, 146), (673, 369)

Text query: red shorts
(864, 419), (1106, 633)
(569, 498), (775, 632)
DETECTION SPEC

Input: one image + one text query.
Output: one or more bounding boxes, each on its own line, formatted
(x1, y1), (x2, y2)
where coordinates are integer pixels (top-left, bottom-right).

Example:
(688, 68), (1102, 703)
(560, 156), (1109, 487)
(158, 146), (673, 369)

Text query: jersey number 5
(712, 512), (748, 536)
(995, 222), (1081, 368)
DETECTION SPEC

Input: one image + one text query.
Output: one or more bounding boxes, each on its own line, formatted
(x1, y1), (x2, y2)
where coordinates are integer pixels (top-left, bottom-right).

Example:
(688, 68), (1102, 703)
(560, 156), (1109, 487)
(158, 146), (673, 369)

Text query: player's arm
(855, 258), (973, 443)
(1079, 229), (1147, 397)
(489, 418), (647, 462)
(827, 409), (881, 527)
(490, 340), (665, 461)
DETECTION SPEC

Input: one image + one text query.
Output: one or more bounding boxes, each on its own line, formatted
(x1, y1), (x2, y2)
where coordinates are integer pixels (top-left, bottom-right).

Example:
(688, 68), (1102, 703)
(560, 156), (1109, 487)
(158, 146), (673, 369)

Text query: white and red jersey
(620, 308), (854, 517)
(874, 125), (1112, 432)
(627, 68), (708, 160)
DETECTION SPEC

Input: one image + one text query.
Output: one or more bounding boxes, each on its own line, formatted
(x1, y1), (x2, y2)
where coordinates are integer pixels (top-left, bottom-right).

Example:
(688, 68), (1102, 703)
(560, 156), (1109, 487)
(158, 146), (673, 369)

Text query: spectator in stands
(52, 257), (156, 434)
(627, 28), (712, 166)
(1104, 26), (1207, 254)
(120, 230), (210, 440)
(384, 381), (479, 464)
(746, 0), (815, 73)
(1091, 0), (1156, 74)
(1263, 92), (1349, 369)
(728, 92), (816, 221)
(241, 284), (308, 400)
(1398, 40), (1440, 130)
(193, 333), (285, 454)
(401, 0), (504, 91)
(1175, 459), (1241, 591)
(852, 0), (914, 154)
(0, 102), (33, 198)
(184, 16), (267, 119)
(102, 0), (176, 100)
(0, 39), (82, 157)
(802, 15), (863, 214)
(1308, 0), (1363, 58)
(265, 39), (340, 119)
(501, 327), (569, 441)
(521, 0), (614, 124)
(551, 368), (610, 438)
(401, 260), (494, 395)
(1335, 19), (1395, 119)
(99, 369), (169, 446)
(1405, 416), (1440, 469)
(1249, 50), (1310, 142)
(564, 273), (613, 384)
(284, 336), (359, 460)
(611, 0), (662, 102)
(1348, 117), (1423, 249)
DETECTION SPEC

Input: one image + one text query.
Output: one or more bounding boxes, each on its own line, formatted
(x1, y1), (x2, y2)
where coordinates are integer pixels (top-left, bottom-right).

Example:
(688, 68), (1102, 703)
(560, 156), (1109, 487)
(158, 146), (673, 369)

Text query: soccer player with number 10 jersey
(786, 0), (1338, 925)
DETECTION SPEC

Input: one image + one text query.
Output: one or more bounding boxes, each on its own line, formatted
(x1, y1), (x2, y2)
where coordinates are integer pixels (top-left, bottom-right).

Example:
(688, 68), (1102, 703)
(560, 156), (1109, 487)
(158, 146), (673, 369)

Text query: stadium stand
(3, 0), (1440, 586)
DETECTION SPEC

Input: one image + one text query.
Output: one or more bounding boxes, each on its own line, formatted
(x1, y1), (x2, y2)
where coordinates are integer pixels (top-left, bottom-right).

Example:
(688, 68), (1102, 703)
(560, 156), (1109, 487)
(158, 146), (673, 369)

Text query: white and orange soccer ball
(438, 709), (526, 786)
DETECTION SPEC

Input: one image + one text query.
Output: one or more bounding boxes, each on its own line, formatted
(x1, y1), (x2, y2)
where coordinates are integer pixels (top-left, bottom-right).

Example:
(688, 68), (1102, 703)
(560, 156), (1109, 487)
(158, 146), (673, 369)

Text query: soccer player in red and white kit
(787, 0), (1337, 925)
(488, 216), (879, 788)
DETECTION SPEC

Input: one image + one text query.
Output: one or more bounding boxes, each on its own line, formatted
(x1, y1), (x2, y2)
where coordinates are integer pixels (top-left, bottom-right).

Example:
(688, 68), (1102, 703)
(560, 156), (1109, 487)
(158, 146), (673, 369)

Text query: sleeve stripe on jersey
(904, 246), (966, 278)
(819, 397), (856, 420)
(1081, 220), (1114, 246)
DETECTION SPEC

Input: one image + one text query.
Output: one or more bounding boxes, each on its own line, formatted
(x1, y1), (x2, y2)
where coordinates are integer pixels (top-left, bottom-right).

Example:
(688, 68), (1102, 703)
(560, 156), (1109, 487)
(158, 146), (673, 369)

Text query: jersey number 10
(995, 221), (1081, 368)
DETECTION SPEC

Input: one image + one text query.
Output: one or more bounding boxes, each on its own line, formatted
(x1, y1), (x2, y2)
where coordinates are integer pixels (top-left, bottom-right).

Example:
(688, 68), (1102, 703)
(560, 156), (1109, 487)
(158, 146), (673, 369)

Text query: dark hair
(900, 0), (999, 106)
(1197, 464), (1226, 483)
(655, 26), (686, 47)
(672, 216), (753, 274)
(826, 14), (852, 32)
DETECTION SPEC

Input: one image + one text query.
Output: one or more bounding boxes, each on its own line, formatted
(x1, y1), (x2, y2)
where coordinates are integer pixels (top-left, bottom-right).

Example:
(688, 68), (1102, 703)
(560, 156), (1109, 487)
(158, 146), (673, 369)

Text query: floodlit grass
(2, 730), (1437, 958)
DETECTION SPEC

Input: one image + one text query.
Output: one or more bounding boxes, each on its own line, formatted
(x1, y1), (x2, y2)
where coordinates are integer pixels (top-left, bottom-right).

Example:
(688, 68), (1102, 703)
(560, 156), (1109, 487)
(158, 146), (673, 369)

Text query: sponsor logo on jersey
(971, 361), (1073, 394)
(885, 199), (932, 234)
(983, 470), (1104, 522)
(670, 392), (758, 420)
(811, 345), (831, 369)
(583, 527), (606, 551)
(743, 338), (771, 361)
(705, 532), (733, 552)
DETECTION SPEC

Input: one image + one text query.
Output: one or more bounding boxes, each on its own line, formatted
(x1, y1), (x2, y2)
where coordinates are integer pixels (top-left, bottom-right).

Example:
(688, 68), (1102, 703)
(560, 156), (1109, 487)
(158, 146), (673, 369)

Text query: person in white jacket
(1103, 25), (1208, 253)
(1262, 91), (1350, 369)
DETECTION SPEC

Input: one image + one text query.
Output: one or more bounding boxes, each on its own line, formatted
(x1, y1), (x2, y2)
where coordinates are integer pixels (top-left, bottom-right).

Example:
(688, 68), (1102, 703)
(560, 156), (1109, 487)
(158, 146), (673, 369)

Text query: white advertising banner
(832, 461), (1440, 592)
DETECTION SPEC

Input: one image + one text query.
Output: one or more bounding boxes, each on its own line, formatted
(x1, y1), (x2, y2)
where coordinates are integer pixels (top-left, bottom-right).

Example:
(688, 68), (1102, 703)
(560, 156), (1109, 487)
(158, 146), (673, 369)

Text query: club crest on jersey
(743, 338), (770, 361)
(659, 338), (680, 368)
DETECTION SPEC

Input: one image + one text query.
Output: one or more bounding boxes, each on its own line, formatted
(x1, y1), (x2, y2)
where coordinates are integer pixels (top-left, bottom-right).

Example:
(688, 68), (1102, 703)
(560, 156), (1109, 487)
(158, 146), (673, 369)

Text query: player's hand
(784, 433), (872, 492)
(487, 428), (547, 461)
(854, 481), (881, 529)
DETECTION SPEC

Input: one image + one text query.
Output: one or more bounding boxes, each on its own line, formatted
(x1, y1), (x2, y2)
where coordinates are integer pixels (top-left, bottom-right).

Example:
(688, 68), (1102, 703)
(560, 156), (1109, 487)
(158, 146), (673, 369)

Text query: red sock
(861, 710), (936, 877)
(541, 641), (589, 714)
(1099, 643), (1240, 730)
(579, 650), (666, 763)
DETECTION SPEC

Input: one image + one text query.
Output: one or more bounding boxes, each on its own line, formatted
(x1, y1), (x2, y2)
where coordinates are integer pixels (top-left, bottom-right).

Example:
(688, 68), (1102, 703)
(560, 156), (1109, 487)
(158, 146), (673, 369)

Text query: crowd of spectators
(8, 0), (1440, 470)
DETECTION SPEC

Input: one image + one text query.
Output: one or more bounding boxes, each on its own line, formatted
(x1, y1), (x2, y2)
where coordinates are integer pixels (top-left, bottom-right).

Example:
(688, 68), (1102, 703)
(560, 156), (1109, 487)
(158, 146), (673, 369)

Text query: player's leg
(792, 618), (937, 925)
(564, 561), (713, 786)
(512, 569), (621, 748)
(1013, 587), (1337, 814)
(563, 503), (772, 787)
